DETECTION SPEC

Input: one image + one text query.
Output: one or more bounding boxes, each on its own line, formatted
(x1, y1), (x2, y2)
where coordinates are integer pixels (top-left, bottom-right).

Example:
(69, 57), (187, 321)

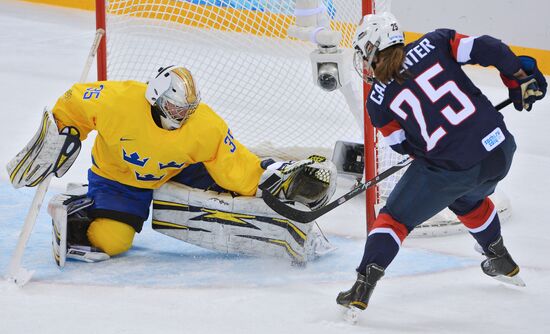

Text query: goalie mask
(145, 65), (201, 130)
(352, 12), (404, 84)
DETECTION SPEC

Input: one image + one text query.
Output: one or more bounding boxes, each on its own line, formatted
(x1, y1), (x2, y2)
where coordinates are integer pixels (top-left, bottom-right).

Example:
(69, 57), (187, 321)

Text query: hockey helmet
(145, 65), (201, 130)
(352, 12), (404, 83)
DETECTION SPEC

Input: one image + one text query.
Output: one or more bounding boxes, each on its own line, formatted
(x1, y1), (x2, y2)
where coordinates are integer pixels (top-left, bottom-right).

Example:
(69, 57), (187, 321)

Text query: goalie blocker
(6, 108), (81, 188)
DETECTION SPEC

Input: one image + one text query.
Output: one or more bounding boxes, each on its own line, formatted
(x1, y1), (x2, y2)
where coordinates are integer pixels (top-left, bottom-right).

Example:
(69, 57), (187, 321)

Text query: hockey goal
(94, 0), (510, 237)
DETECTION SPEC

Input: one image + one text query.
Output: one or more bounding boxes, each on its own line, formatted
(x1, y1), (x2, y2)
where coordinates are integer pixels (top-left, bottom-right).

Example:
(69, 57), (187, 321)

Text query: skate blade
(340, 305), (360, 325)
(492, 273), (526, 287)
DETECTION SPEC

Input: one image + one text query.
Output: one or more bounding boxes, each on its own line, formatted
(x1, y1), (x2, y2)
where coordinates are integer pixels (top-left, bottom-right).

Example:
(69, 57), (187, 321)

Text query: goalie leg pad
(152, 182), (334, 263)
(48, 184), (109, 267)
(7, 108), (81, 188)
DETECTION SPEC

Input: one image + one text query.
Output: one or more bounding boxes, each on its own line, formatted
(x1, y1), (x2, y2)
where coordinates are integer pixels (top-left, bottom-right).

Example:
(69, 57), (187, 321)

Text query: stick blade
(261, 190), (315, 223)
(6, 267), (34, 287)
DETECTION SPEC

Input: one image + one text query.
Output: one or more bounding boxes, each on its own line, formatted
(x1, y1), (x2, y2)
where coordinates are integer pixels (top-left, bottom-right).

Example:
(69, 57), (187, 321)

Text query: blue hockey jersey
(367, 29), (521, 170)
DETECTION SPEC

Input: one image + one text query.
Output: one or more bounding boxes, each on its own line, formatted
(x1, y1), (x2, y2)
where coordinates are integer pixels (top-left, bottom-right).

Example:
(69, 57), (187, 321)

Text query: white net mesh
(376, 137), (407, 198)
(104, 0), (365, 161)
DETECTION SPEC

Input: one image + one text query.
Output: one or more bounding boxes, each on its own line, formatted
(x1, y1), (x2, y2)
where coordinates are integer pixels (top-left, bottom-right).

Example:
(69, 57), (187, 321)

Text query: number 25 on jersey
(390, 63), (475, 151)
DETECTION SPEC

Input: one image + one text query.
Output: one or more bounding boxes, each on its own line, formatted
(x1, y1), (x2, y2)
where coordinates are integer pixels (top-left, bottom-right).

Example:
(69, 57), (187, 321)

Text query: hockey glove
(501, 56), (547, 111)
(6, 109), (81, 188)
(258, 155), (337, 210)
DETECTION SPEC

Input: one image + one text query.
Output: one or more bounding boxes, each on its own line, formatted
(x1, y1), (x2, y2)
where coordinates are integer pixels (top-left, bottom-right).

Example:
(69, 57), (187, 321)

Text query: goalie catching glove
(6, 108), (81, 188)
(258, 155), (337, 210)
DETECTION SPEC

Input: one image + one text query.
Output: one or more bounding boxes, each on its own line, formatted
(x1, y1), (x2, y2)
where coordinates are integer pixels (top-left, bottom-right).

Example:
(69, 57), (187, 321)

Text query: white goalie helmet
(145, 65), (201, 130)
(352, 12), (405, 83)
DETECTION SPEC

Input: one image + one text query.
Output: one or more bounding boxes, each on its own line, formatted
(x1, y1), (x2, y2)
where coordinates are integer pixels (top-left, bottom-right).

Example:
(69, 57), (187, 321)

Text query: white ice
(1, 1), (549, 333)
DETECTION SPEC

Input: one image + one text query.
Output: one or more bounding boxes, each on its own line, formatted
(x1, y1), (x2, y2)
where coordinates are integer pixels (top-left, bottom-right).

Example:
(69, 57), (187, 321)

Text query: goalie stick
(5, 29), (105, 286)
(262, 99), (512, 223)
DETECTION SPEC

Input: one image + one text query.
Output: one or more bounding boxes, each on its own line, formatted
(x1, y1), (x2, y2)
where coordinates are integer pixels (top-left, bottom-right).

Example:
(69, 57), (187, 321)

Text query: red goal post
(362, 0), (376, 231)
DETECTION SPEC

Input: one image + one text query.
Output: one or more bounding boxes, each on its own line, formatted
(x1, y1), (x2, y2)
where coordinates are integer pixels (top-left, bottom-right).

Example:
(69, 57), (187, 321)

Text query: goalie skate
(67, 245), (110, 263)
(49, 185), (109, 267)
(304, 222), (336, 260)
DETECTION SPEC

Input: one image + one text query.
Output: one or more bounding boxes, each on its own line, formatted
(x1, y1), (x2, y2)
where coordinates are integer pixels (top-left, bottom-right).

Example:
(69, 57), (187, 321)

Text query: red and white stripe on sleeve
(450, 32), (477, 63)
(379, 119), (406, 147)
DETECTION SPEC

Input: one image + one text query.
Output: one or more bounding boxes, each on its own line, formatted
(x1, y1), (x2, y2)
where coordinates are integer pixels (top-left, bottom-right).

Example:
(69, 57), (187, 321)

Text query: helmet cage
(353, 39), (380, 84)
(145, 65), (201, 130)
(352, 12), (404, 84)
(157, 91), (199, 127)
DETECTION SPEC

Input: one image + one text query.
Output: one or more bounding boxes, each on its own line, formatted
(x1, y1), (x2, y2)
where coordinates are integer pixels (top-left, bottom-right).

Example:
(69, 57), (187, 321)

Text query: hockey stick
(261, 99), (513, 223)
(262, 157), (413, 223)
(5, 29), (105, 286)
(494, 98), (512, 110)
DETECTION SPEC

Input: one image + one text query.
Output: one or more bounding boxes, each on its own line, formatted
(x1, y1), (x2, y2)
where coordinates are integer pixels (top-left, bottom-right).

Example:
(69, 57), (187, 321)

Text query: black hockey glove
(501, 56), (547, 111)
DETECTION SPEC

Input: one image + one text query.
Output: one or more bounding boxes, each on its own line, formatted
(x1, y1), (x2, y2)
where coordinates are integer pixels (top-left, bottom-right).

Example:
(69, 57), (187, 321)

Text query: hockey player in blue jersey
(336, 12), (547, 316)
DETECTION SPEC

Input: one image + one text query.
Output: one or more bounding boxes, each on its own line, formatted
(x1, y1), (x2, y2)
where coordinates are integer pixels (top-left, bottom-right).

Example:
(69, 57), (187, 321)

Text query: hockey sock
(457, 198), (501, 253)
(357, 212), (408, 272)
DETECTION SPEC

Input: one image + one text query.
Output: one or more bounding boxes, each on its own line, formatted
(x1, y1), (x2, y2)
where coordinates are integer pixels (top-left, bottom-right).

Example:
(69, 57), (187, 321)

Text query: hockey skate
(49, 187), (109, 267)
(479, 237), (525, 287)
(336, 263), (385, 324)
(67, 245), (110, 263)
(304, 223), (336, 261)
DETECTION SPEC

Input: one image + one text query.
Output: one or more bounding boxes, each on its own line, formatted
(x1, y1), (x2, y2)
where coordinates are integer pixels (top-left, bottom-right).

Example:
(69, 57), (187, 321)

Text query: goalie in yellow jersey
(7, 65), (337, 267)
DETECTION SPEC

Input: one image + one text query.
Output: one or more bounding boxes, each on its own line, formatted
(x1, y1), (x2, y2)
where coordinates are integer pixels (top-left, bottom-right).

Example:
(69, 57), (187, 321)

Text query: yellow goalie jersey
(52, 80), (263, 196)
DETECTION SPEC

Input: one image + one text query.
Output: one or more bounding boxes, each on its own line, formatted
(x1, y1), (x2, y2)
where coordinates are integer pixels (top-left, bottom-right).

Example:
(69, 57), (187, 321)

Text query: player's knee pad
(152, 182), (335, 263)
(87, 218), (135, 256)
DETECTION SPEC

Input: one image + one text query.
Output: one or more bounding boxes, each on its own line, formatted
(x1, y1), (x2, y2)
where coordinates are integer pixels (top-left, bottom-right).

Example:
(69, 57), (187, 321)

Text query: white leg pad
(152, 182), (334, 263)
